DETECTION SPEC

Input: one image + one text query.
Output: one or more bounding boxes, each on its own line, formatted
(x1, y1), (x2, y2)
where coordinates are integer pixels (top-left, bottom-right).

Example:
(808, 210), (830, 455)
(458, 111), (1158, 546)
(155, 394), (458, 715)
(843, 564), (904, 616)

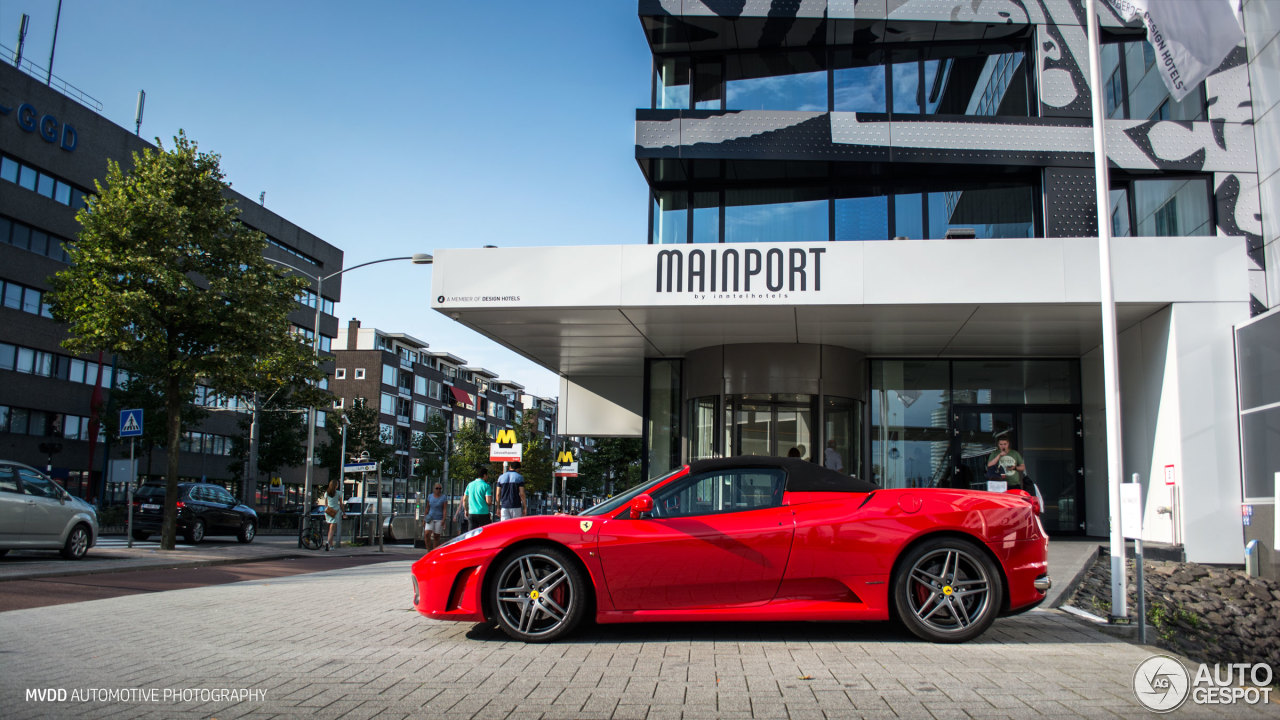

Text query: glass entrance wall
(726, 394), (818, 461)
(646, 359), (682, 479)
(871, 360), (950, 488)
(872, 359), (1082, 492)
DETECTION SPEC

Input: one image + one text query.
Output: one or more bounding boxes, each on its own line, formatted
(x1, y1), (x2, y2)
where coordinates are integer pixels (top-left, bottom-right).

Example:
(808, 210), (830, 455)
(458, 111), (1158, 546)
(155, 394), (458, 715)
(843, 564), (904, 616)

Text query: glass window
(0, 465), (16, 493)
(693, 60), (723, 110)
(0, 342), (14, 370)
(10, 223), (30, 250)
(382, 364), (397, 386)
(894, 193), (923, 239)
(380, 393), (396, 414)
(354, 368), (366, 379)
(725, 50), (826, 111)
(835, 195), (889, 241)
(1102, 39), (1206, 121)
(20, 469), (61, 498)
(651, 468), (785, 518)
(37, 173), (55, 198)
(1109, 188), (1132, 236)
(16, 347), (35, 374)
(10, 408), (29, 434)
(334, 368), (346, 380)
(68, 358), (85, 384)
(952, 360), (1079, 404)
(656, 57), (690, 110)
(833, 48), (887, 113)
(0, 156), (18, 183)
(692, 192), (719, 244)
(22, 287), (41, 315)
(28, 230), (48, 256)
(653, 191), (687, 245)
(0, 216), (10, 244)
(688, 397), (719, 461)
(725, 188), (828, 244)
(4, 283), (23, 308)
(927, 186), (1035, 239)
(413, 402), (427, 423)
(892, 51), (922, 114)
(414, 375), (427, 395)
(646, 359), (681, 479)
(1242, 407), (1280, 499)
(54, 181), (71, 205)
(1133, 178), (1211, 236)
(18, 165), (37, 191)
(871, 360), (949, 489)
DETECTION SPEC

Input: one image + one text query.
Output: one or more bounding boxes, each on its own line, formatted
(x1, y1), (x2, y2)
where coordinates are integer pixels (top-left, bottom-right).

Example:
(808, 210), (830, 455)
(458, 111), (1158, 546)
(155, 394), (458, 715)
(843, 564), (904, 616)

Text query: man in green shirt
(463, 467), (493, 530)
(986, 436), (1026, 489)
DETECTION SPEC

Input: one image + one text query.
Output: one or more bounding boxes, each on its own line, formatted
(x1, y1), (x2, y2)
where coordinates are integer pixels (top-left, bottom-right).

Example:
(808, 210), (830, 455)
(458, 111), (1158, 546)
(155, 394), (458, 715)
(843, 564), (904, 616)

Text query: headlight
(438, 526), (483, 549)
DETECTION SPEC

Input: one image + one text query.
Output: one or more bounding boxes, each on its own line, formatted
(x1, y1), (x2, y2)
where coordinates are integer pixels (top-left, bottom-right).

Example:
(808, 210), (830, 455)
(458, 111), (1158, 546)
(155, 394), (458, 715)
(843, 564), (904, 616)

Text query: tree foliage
(318, 399), (396, 494)
(448, 420), (495, 494)
(514, 413), (553, 494)
(49, 132), (323, 550)
(577, 437), (643, 497)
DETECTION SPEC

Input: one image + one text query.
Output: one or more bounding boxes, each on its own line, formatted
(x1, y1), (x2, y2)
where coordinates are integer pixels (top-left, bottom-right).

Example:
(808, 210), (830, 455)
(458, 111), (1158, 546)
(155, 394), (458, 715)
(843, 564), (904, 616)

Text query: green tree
(318, 399), (395, 493)
(411, 413), (449, 488)
(49, 132), (322, 550)
(514, 413), (553, 494)
(577, 437), (643, 497)
(104, 375), (208, 480)
(227, 392), (310, 487)
(449, 420), (495, 493)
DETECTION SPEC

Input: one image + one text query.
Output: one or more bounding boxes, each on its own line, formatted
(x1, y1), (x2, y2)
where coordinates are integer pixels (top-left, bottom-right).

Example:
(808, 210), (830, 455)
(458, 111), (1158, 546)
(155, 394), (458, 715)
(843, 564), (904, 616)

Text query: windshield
(579, 466), (688, 516)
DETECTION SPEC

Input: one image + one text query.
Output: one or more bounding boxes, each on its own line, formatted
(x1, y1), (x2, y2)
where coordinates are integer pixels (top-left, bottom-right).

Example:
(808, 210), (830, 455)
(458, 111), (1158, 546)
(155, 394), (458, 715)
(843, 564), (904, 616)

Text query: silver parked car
(0, 460), (98, 559)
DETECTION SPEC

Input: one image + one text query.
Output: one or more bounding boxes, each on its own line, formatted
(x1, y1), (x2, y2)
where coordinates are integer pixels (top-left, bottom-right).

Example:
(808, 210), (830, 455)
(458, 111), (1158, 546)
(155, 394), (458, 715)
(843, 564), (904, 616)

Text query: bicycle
(300, 516), (325, 550)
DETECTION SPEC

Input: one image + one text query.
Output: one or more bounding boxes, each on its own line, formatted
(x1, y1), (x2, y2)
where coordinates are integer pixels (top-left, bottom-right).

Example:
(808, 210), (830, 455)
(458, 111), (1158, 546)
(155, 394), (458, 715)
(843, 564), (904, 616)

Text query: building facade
(430, 0), (1270, 566)
(330, 319), (555, 500)
(0, 60), (343, 504)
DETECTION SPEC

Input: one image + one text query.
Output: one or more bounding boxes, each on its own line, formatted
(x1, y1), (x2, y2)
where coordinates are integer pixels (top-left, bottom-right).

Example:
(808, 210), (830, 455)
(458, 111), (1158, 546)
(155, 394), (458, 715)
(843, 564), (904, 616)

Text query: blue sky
(3, 1), (654, 397)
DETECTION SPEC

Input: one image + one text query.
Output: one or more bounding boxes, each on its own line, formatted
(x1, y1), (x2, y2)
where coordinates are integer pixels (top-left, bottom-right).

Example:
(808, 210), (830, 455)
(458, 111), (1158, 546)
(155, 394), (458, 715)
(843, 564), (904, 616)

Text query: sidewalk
(0, 533), (424, 582)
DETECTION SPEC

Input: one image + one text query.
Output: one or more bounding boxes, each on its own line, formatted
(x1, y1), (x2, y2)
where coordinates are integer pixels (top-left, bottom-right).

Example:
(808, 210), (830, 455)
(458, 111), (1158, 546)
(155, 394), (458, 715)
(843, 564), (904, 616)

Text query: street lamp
(268, 253), (433, 547)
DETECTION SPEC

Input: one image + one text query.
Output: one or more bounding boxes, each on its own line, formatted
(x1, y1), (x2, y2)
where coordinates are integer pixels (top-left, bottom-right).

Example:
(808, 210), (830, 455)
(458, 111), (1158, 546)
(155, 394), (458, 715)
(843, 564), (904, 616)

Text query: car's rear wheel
(490, 546), (587, 642)
(893, 536), (1002, 643)
(61, 524), (91, 560)
(237, 521), (256, 543)
(185, 519), (205, 545)
(131, 530), (150, 541)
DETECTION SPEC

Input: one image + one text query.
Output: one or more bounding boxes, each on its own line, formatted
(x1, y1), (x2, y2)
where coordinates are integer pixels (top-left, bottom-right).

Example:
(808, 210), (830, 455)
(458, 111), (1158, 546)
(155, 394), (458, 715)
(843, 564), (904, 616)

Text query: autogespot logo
(1133, 655), (1190, 713)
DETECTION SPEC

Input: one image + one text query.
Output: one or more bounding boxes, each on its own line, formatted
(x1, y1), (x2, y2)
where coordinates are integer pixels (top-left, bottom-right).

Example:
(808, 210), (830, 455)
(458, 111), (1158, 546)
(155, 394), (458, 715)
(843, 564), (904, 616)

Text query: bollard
(1245, 539), (1260, 578)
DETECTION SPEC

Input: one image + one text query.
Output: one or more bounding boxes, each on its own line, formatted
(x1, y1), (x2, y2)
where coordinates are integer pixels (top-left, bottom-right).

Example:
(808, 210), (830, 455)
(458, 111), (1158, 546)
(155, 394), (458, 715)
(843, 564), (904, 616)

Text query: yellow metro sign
(490, 429), (522, 462)
(554, 450), (578, 477)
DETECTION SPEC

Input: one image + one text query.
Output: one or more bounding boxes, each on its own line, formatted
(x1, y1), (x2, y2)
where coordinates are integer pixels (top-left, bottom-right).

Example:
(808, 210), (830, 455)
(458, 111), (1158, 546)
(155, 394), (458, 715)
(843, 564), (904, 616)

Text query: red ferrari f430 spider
(411, 456), (1050, 643)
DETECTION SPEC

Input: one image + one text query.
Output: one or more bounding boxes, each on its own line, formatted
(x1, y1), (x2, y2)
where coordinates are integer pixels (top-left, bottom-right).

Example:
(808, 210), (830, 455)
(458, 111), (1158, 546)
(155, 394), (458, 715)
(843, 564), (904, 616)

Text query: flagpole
(1085, 0), (1128, 622)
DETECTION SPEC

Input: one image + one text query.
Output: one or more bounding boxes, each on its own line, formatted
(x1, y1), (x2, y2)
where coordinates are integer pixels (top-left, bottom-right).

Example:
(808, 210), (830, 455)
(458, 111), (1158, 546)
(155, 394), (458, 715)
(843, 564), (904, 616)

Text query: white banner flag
(1105, 0), (1245, 102)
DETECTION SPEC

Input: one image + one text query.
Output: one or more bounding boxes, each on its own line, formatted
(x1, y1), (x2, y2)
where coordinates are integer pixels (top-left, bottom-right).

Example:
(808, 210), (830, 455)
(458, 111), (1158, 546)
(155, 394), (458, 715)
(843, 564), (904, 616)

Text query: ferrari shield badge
(579, 520), (593, 532)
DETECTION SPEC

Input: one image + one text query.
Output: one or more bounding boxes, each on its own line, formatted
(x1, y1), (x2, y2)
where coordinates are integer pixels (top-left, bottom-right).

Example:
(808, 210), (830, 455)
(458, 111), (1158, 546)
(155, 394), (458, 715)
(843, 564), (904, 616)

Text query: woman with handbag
(323, 479), (343, 551)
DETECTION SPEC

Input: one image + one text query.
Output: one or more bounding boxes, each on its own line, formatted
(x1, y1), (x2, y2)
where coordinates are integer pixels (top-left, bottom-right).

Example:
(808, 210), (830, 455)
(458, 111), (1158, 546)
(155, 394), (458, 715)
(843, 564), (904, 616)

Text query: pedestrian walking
(496, 462), (527, 520)
(463, 467), (493, 530)
(424, 482), (448, 550)
(323, 479), (343, 551)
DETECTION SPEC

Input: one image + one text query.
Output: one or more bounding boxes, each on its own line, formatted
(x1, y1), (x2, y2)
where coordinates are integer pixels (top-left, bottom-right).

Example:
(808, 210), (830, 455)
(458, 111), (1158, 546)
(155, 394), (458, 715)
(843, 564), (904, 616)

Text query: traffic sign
(119, 409), (144, 438)
(554, 450), (578, 477)
(344, 462), (378, 473)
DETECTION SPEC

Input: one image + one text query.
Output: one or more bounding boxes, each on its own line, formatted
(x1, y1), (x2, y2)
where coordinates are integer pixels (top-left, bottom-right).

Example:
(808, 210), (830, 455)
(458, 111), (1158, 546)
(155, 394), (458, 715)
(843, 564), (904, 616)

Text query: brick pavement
(2, 559), (1275, 720)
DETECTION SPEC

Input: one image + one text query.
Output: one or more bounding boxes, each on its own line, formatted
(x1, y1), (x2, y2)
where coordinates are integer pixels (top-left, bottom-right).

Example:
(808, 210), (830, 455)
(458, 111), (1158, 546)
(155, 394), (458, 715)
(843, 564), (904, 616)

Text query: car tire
(893, 536), (1003, 643)
(237, 521), (256, 544)
(185, 519), (206, 545)
(131, 530), (150, 541)
(489, 545), (587, 643)
(61, 524), (91, 560)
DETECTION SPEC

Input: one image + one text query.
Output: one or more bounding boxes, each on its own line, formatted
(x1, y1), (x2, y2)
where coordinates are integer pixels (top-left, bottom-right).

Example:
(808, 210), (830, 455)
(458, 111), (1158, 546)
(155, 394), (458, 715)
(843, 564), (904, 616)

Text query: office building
(0, 60), (343, 503)
(429, 1), (1276, 568)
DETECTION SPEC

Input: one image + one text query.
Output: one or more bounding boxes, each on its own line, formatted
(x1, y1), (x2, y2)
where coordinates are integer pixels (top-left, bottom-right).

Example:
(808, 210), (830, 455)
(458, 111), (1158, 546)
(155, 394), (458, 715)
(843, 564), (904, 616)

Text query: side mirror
(629, 494), (655, 520)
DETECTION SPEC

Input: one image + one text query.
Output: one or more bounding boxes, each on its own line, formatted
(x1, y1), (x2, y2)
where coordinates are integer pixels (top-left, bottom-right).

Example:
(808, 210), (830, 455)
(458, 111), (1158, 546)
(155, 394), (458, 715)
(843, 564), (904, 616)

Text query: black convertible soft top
(686, 456), (878, 493)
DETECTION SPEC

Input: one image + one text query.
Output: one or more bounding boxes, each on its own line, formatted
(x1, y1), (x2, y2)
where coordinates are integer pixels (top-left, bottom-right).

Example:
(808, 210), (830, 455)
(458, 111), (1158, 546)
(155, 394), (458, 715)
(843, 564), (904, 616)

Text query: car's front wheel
(237, 521), (256, 544)
(893, 536), (1002, 643)
(61, 524), (91, 560)
(185, 519), (206, 545)
(490, 546), (587, 642)
(131, 530), (150, 541)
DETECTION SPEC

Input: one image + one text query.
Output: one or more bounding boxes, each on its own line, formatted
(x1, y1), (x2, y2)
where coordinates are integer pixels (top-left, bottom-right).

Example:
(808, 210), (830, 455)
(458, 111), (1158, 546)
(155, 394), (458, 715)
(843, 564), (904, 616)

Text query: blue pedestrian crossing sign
(119, 409), (144, 438)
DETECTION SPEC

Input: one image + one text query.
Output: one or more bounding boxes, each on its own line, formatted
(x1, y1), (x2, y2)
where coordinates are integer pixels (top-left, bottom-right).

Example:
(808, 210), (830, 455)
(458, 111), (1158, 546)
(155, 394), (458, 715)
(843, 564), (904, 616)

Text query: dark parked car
(131, 482), (257, 544)
(0, 460), (98, 559)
